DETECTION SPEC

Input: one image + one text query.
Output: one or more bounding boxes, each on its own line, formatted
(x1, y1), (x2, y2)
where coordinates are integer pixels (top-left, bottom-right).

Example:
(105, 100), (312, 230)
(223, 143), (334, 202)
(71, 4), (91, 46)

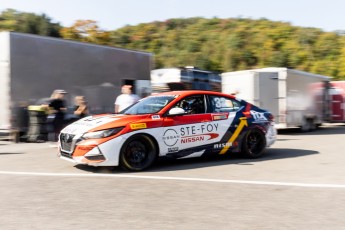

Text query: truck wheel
(309, 119), (316, 131)
(120, 134), (157, 171)
(300, 118), (315, 132)
(241, 128), (266, 158)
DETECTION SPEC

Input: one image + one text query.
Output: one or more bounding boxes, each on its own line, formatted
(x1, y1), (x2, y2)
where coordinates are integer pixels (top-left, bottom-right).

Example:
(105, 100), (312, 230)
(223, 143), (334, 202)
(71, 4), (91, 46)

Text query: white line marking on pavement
(0, 171), (344, 188)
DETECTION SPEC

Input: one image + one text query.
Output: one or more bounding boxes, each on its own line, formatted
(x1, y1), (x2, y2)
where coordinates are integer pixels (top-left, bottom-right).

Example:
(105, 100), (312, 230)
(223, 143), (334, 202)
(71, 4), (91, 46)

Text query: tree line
(1, 8), (345, 80)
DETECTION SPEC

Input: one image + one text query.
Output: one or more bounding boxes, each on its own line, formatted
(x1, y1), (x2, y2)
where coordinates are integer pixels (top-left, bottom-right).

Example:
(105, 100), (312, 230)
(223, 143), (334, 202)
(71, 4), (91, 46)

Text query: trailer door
(257, 72), (279, 118)
(329, 87), (345, 121)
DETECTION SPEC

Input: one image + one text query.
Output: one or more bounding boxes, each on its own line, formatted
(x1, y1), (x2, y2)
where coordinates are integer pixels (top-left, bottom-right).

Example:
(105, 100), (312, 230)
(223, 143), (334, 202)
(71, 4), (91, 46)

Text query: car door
(207, 94), (244, 154)
(161, 94), (216, 157)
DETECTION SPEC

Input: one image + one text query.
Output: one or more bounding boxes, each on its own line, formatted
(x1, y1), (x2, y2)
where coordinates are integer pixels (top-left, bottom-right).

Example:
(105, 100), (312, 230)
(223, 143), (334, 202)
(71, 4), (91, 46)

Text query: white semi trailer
(222, 67), (331, 131)
(0, 31), (152, 139)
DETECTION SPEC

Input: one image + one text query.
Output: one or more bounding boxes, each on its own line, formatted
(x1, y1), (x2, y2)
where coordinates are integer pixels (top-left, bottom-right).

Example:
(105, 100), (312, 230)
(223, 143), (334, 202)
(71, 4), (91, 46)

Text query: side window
(209, 95), (241, 113)
(174, 95), (205, 114)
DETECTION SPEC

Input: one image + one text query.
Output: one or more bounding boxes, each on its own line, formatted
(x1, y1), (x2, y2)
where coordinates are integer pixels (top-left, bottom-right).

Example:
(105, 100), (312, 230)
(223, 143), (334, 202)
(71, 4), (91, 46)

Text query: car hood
(61, 114), (154, 135)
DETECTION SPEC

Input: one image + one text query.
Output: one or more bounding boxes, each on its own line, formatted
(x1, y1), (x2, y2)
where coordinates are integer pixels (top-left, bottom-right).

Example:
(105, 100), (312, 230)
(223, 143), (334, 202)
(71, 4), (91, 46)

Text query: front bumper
(265, 123), (277, 147)
(58, 133), (124, 166)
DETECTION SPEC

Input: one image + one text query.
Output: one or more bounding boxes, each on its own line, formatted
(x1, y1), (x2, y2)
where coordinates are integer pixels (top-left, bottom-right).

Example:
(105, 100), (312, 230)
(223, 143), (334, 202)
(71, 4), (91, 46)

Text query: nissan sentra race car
(58, 90), (276, 171)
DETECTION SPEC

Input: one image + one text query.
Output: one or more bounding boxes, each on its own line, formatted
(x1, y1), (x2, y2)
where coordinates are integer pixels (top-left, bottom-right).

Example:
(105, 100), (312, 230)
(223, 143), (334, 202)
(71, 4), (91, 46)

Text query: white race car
(58, 90), (276, 171)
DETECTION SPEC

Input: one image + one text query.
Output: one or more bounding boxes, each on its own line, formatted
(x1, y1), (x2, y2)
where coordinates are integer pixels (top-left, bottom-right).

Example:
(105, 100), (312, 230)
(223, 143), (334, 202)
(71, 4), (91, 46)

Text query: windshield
(121, 95), (176, 115)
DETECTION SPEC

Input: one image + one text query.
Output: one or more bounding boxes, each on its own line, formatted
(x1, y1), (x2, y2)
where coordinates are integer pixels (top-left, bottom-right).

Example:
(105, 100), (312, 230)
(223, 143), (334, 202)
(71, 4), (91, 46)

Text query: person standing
(48, 89), (67, 143)
(73, 96), (89, 119)
(114, 85), (140, 113)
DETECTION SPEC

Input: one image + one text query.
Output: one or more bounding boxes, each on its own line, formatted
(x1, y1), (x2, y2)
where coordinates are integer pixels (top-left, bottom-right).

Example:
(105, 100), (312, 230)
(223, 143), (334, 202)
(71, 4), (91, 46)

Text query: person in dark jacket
(48, 89), (67, 142)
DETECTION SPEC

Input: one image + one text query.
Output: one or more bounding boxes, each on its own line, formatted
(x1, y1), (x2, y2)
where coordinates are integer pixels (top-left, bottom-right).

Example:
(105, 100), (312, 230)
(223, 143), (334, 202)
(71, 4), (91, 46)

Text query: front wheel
(241, 128), (267, 158)
(120, 135), (157, 171)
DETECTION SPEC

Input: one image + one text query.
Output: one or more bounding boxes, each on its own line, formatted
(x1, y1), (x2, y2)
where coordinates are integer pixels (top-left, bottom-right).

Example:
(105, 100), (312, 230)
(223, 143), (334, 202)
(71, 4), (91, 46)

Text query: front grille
(60, 133), (76, 152)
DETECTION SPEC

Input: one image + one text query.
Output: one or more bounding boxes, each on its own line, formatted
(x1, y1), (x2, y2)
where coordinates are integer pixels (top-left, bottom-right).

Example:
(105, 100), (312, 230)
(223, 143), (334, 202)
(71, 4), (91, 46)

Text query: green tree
(2, 10), (345, 80)
(0, 9), (61, 37)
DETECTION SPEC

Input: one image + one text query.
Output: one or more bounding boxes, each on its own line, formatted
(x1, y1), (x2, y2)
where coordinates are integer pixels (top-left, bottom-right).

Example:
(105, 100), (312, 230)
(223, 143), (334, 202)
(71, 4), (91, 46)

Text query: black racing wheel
(120, 134), (157, 171)
(241, 128), (266, 158)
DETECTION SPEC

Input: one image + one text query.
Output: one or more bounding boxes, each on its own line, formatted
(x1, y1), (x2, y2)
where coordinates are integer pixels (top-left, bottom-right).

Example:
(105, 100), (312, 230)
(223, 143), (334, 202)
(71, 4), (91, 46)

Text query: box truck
(0, 31), (152, 140)
(151, 66), (221, 93)
(222, 67), (331, 131)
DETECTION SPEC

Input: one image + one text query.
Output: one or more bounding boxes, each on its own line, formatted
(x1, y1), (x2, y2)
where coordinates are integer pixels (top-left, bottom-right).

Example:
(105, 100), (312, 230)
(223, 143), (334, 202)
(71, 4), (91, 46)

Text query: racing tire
(241, 128), (267, 158)
(120, 134), (157, 171)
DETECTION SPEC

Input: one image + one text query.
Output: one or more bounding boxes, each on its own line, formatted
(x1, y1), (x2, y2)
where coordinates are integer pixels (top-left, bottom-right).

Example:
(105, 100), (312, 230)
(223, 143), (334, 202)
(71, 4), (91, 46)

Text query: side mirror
(168, 108), (186, 116)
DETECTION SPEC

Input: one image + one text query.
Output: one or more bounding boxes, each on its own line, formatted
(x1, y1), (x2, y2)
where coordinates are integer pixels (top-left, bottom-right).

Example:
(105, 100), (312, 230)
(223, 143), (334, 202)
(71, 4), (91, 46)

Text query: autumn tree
(60, 20), (110, 45)
(2, 8), (345, 80)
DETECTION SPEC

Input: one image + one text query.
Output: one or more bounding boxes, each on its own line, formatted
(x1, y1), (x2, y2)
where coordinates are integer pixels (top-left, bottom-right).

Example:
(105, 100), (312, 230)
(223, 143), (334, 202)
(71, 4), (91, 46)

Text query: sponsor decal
(250, 110), (267, 121)
(212, 114), (228, 121)
(181, 135), (205, 143)
(219, 117), (248, 154)
(163, 123), (220, 147)
(152, 115), (160, 120)
(214, 141), (238, 149)
(214, 142), (232, 149)
(130, 123), (147, 130)
(181, 133), (219, 143)
(163, 129), (180, 146)
(168, 147), (179, 153)
(180, 123), (219, 136)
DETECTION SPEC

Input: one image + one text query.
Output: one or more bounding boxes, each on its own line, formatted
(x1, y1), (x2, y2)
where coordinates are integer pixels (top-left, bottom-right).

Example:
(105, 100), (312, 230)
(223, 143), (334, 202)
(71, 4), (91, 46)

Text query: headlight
(82, 127), (124, 139)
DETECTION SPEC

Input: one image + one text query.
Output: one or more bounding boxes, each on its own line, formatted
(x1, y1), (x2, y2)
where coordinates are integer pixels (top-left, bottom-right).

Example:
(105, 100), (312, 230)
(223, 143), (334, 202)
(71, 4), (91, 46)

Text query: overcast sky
(1, 0), (345, 32)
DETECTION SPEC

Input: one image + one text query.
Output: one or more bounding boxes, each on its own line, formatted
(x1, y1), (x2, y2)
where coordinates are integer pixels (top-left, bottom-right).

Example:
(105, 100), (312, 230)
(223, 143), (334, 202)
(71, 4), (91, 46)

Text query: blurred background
(1, 0), (345, 142)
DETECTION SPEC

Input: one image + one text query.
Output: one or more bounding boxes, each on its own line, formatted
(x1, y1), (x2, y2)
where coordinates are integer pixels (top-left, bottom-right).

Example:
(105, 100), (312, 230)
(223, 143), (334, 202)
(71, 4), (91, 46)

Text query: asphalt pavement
(0, 124), (345, 230)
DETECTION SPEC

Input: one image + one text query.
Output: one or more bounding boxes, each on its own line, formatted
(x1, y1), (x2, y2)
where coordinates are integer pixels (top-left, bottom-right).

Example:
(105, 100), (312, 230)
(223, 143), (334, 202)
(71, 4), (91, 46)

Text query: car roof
(154, 90), (235, 98)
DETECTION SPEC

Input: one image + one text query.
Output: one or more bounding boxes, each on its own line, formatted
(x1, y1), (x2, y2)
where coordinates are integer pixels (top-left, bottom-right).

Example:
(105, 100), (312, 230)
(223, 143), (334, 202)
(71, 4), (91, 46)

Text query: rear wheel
(241, 128), (266, 158)
(300, 118), (316, 132)
(120, 135), (157, 171)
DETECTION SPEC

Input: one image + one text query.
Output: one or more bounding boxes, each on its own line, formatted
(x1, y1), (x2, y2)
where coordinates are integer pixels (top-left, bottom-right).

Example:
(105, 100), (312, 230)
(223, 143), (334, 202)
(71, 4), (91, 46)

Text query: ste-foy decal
(180, 123), (219, 136)
(163, 123), (220, 147)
